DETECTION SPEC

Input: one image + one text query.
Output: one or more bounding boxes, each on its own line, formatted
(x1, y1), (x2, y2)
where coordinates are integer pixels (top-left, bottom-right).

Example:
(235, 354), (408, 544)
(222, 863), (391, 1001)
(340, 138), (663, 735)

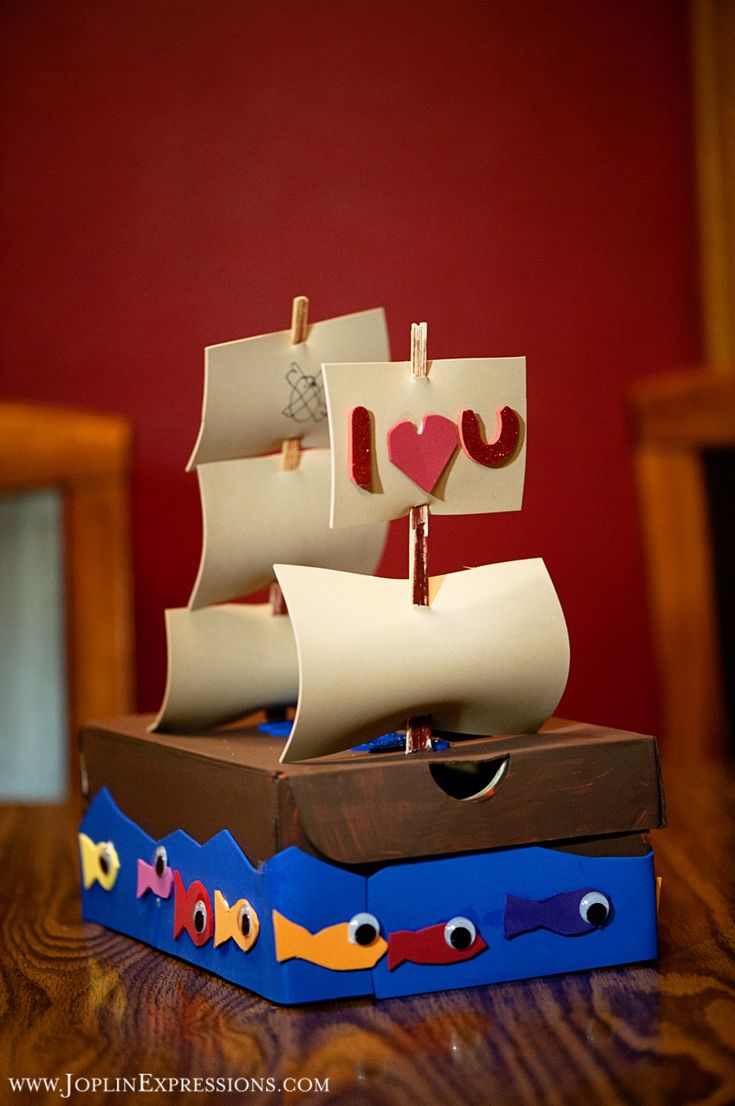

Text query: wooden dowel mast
(281, 294), (308, 473)
(280, 296), (307, 473)
(409, 322), (429, 607)
(406, 321), (433, 753)
(409, 505), (429, 606)
(271, 296), (308, 624)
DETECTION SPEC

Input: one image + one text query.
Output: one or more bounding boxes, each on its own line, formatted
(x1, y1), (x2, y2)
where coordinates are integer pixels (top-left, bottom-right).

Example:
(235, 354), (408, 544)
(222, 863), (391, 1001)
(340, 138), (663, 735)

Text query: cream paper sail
(152, 604), (298, 733)
(189, 449), (388, 609)
(275, 558), (570, 763)
(189, 307), (389, 467)
(323, 357), (526, 528)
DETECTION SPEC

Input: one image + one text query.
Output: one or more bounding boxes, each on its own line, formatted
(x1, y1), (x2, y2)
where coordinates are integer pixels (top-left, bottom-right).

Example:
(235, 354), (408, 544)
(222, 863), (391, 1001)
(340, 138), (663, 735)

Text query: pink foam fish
(136, 845), (173, 899)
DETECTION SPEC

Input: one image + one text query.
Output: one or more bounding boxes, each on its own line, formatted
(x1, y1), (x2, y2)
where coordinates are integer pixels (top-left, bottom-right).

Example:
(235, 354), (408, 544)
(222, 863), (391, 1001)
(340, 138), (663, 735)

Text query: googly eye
(579, 892), (610, 927)
(238, 902), (252, 938)
(444, 916), (476, 950)
(193, 899), (208, 934)
(153, 845), (168, 877)
(99, 844), (114, 876)
(348, 912), (380, 946)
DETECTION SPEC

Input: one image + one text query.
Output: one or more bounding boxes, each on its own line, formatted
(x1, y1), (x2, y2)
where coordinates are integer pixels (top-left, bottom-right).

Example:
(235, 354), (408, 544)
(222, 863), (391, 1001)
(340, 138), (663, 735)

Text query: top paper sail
(188, 307), (390, 467)
(323, 357), (526, 528)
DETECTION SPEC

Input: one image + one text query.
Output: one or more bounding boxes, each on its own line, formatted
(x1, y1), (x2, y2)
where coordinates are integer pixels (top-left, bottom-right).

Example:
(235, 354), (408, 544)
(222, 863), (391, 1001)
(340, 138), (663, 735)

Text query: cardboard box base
(79, 786), (659, 1005)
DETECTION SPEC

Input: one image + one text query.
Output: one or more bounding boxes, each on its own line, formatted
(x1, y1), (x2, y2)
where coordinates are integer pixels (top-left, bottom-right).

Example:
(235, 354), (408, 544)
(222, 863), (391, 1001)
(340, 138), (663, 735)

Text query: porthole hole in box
(429, 756), (509, 800)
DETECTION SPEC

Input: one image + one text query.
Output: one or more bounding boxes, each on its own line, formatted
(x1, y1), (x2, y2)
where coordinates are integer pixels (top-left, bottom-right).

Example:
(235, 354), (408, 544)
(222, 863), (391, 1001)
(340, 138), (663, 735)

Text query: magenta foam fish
(136, 858), (173, 899)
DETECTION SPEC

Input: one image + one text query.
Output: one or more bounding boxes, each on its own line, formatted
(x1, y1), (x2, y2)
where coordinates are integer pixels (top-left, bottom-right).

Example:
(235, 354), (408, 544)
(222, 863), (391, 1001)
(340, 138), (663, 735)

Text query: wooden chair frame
(629, 372), (735, 761)
(0, 403), (134, 796)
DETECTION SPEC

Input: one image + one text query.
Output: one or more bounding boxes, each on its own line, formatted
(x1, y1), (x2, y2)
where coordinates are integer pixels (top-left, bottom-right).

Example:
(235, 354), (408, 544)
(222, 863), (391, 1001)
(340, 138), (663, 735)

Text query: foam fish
(273, 911), (387, 970)
(504, 888), (612, 939)
(387, 916), (487, 971)
(214, 889), (259, 952)
(78, 833), (120, 891)
(173, 871), (213, 946)
(136, 845), (173, 899)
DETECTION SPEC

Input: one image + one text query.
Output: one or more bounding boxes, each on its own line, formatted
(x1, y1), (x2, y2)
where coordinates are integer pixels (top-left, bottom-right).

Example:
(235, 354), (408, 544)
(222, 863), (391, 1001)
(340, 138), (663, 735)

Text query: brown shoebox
(80, 715), (666, 866)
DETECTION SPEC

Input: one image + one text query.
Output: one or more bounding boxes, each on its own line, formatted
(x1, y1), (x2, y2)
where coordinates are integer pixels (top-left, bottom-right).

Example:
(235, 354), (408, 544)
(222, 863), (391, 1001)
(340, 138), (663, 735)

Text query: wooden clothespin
(290, 294), (309, 344)
(410, 319), (427, 381)
(406, 321), (433, 753)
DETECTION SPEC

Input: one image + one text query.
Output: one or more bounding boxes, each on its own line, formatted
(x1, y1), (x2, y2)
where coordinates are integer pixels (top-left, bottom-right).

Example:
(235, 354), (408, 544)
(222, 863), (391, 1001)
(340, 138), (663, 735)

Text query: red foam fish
(387, 918), (487, 971)
(173, 871), (213, 947)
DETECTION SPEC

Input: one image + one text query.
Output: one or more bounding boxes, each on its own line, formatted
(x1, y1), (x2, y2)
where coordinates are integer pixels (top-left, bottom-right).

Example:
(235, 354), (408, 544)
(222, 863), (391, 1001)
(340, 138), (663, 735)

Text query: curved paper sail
(189, 307), (389, 467)
(323, 356), (526, 528)
(190, 450), (388, 609)
(275, 559), (570, 763)
(152, 604), (298, 733)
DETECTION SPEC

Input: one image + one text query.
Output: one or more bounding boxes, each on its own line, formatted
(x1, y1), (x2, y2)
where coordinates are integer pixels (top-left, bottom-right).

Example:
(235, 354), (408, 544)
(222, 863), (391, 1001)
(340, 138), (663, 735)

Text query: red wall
(0, 0), (702, 738)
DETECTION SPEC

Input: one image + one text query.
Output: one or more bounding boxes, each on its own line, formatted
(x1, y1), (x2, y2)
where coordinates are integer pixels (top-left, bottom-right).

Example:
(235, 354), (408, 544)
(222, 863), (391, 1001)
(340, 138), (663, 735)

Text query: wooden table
(1, 760), (734, 1106)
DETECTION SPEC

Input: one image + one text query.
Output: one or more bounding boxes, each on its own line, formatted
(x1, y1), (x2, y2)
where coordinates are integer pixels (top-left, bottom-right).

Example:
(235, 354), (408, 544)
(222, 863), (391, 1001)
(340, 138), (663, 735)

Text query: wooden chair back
(629, 372), (735, 761)
(0, 403), (134, 796)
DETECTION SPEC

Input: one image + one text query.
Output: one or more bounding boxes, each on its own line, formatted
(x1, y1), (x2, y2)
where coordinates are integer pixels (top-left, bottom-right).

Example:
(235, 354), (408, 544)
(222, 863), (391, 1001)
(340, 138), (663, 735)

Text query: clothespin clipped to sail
(152, 299), (391, 734)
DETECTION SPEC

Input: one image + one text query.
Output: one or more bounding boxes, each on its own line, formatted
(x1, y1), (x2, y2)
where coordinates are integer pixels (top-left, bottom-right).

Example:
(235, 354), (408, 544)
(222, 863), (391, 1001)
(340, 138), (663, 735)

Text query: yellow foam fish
(78, 833), (120, 891)
(213, 889), (260, 952)
(272, 911), (387, 971)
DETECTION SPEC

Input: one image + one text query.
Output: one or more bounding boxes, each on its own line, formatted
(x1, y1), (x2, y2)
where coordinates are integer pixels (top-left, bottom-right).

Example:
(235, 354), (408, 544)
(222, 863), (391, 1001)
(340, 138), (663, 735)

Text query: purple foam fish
(504, 888), (612, 939)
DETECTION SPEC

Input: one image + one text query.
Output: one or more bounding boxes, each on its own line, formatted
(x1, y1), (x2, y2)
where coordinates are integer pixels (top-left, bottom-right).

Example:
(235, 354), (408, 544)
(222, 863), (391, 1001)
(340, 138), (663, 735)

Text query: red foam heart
(387, 414), (458, 493)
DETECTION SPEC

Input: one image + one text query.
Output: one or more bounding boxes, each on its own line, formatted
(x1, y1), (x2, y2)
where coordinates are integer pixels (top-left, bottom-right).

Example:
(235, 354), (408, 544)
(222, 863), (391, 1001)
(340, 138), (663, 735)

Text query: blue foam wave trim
(79, 788), (658, 1004)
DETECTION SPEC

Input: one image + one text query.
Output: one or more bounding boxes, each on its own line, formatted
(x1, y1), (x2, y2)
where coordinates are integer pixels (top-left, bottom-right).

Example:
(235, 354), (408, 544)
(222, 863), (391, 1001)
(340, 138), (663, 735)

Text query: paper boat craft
(78, 299), (665, 1004)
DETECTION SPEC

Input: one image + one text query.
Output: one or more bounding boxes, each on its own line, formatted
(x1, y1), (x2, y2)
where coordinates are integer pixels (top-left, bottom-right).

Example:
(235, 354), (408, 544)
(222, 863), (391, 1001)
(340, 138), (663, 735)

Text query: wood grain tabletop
(0, 759), (733, 1106)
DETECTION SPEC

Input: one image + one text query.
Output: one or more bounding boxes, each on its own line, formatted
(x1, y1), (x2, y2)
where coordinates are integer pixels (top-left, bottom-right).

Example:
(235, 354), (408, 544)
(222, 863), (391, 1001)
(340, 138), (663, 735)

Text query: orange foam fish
(273, 912), (387, 971)
(214, 889), (259, 952)
(78, 833), (120, 891)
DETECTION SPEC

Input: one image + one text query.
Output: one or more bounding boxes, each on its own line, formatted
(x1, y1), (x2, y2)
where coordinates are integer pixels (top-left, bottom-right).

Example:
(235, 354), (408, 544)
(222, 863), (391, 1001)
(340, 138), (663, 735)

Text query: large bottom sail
(151, 604), (298, 732)
(275, 559), (570, 763)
